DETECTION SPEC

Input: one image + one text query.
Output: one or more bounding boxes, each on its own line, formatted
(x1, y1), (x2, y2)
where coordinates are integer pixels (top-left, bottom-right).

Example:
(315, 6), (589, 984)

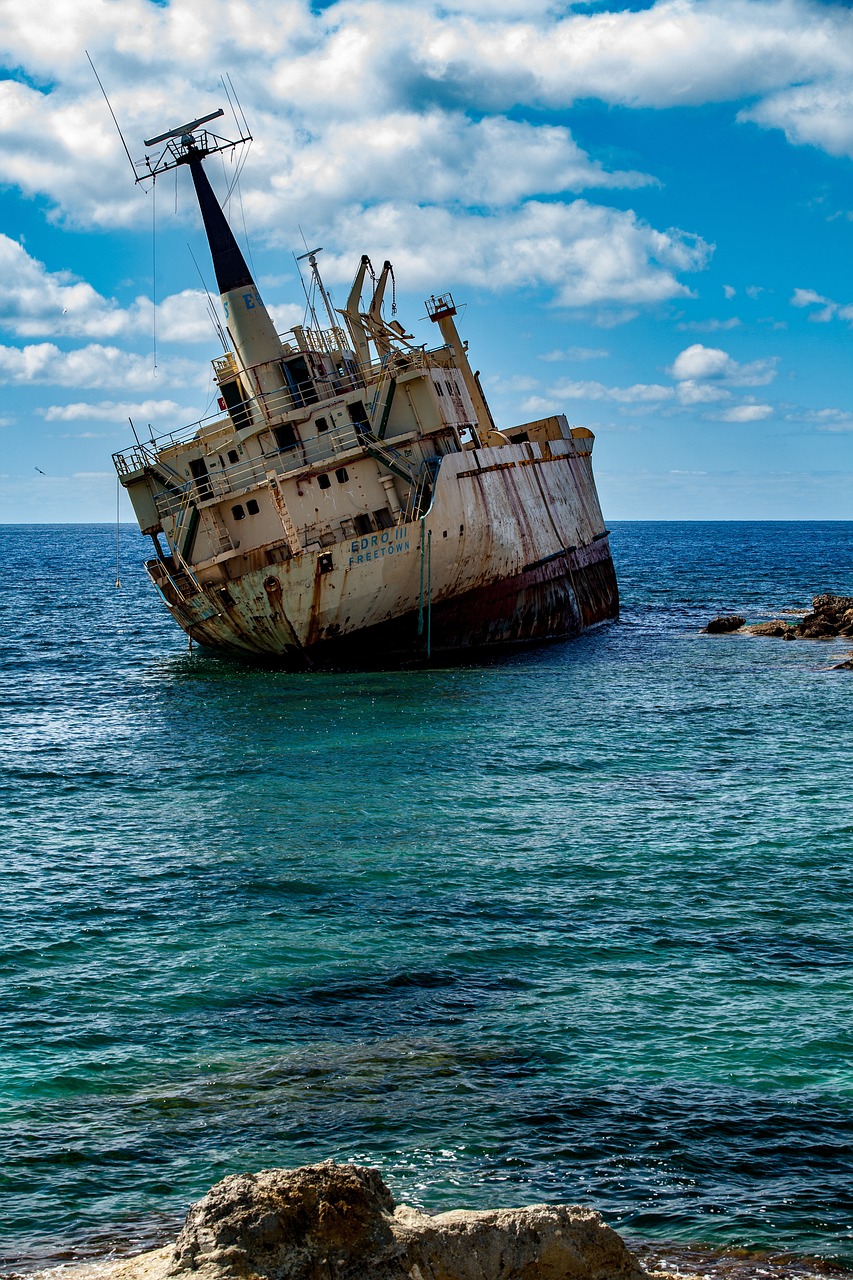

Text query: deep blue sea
(2, 522), (852, 1274)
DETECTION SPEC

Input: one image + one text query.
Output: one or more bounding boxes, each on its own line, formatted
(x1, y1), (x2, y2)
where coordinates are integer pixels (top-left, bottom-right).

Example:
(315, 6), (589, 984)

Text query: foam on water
(1, 523), (852, 1271)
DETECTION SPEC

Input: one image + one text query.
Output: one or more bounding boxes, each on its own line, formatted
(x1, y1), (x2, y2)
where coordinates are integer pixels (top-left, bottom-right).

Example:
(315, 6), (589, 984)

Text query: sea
(2, 521), (852, 1276)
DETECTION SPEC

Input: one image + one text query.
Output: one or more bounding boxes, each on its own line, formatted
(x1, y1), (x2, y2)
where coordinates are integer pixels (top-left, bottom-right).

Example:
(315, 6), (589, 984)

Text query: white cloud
(791, 287), (853, 323)
(670, 343), (734, 379)
(723, 285), (736, 299)
(317, 199), (710, 305)
(675, 379), (732, 405)
(0, 0), (850, 278)
(678, 317), (741, 332)
(0, 342), (207, 389)
(548, 378), (675, 404)
(540, 347), (610, 362)
(669, 342), (777, 385)
(42, 399), (199, 424)
(792, 407), (853, 431)
(0, 234), (306, 359)
(716, 402), (774, 422)
(741, 80), (853, 158)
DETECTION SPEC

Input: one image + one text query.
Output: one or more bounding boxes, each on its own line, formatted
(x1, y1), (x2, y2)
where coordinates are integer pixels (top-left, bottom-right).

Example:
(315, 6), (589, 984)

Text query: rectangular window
(273, 422), (297, 451)
(353, 514), (372, 535)
(231, 504), (245, 520)
(189, 457), (212, 500)
(219, 379), (252, 429)
(347, 401), (369, 425)
(282, 354), (319, 406)
(374, 508), (394, 529)
(317, 473), (332, 490)
(335, 468), (349, 484)
(246, 499), (260, 515)
(315, 416), (329, 432)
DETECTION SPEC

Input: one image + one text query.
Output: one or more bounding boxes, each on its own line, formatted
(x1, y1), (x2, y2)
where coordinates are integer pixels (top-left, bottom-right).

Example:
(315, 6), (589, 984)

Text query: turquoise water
(2, 522), (852, 1271)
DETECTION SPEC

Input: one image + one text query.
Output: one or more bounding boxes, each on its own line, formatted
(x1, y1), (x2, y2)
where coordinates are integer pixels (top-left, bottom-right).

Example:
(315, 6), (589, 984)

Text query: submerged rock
(167, 1162), (646, 1280)
(703, 616), (745, 634)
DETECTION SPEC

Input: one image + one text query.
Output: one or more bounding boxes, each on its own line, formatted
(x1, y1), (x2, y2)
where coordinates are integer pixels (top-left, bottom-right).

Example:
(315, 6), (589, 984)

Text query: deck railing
(113, 345), (436, 474)
(148, 423), (366, 521)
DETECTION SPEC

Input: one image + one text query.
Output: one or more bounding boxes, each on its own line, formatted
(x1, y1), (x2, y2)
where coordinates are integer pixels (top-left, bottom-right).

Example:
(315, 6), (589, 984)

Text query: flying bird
(34, 466), (46, 475)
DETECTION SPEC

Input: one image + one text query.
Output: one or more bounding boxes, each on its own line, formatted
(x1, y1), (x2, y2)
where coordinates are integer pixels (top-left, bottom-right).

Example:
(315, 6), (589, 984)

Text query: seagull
(34, 466), (46, 475)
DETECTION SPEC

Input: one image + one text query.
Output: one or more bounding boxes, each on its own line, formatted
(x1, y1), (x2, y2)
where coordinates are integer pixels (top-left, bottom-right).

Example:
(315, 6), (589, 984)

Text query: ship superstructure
(113, 113), (618, 666)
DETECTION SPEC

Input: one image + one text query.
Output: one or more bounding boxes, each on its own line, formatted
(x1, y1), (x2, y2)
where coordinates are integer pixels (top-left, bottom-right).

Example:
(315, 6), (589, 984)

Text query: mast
(138, 111), (288, 406)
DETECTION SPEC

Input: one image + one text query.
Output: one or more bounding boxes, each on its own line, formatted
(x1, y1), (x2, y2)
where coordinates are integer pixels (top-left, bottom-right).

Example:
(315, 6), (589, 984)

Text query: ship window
(347, 401), (369, 425)
(374, 508), (394, 530)
(282, 354), (319, 407)
(246, 499), (260, 515)
(189, 456), (212, 500)
(317, 473), (332, 490)
(353, 514), (372, 535)
(220, 378), (252, 429)
(318, 553), (334, 574)
(335, 468), (349, 484)
(435, 381), (444, 395)
(316, 416), (329, 432)
(232, 504), (245, 520)
(273, 422), (297, 451)
(227, 449), (239, 464)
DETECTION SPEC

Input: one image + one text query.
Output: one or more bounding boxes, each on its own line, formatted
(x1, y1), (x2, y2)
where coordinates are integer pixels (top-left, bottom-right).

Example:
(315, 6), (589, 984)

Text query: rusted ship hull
(143, 436), (619, 667)
(307, 549), (619, 668)
(156, 542), (617, 669)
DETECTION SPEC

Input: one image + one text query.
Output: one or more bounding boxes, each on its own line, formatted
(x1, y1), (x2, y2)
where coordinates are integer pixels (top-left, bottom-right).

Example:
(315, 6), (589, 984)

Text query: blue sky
(2, 0), (853, 521)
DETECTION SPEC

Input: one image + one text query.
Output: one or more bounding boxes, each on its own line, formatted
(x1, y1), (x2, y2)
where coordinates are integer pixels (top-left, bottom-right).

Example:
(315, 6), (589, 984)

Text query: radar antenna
(136, 107), (252, 184)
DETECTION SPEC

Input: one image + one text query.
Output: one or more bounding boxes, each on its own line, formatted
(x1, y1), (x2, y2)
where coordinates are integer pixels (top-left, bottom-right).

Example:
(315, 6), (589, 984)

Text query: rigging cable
(235, 173), (257, 279)
(115, 473), (122, 588)
(151, 175), (158, 374)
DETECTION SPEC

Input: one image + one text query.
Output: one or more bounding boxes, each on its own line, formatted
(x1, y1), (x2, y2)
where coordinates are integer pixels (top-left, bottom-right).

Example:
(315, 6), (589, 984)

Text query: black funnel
(188, 152), (254, 295)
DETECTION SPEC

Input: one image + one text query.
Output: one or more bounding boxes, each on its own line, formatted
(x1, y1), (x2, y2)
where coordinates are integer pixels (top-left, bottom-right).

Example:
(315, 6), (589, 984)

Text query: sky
(1, 0), (853, 521)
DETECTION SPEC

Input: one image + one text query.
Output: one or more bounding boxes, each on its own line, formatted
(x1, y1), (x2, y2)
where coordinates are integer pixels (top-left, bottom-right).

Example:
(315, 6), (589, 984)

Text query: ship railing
(151, 424), (364, 520)
(113, 347), (439, 474)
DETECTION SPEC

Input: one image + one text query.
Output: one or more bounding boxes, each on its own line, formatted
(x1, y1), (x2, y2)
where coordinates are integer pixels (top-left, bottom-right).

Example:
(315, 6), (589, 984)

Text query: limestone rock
(793, 594), (853, 639)
(167, 1162), (647, 1280)
(702, 616), (745, 634)
(743, 620), (792, 637)
(812, 593), (853, 614)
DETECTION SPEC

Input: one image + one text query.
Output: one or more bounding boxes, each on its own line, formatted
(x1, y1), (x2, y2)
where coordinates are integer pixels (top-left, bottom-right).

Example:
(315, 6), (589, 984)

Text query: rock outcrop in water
(702, 616), (746, 634)
(704, 595), (853, 649)
(167, 1162), (646, 1280)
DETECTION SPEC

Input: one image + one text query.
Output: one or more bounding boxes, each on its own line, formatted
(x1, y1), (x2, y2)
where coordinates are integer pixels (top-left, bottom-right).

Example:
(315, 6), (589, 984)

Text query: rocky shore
(703, 594), (853, 666)
(12, 1164), (847, 1280)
